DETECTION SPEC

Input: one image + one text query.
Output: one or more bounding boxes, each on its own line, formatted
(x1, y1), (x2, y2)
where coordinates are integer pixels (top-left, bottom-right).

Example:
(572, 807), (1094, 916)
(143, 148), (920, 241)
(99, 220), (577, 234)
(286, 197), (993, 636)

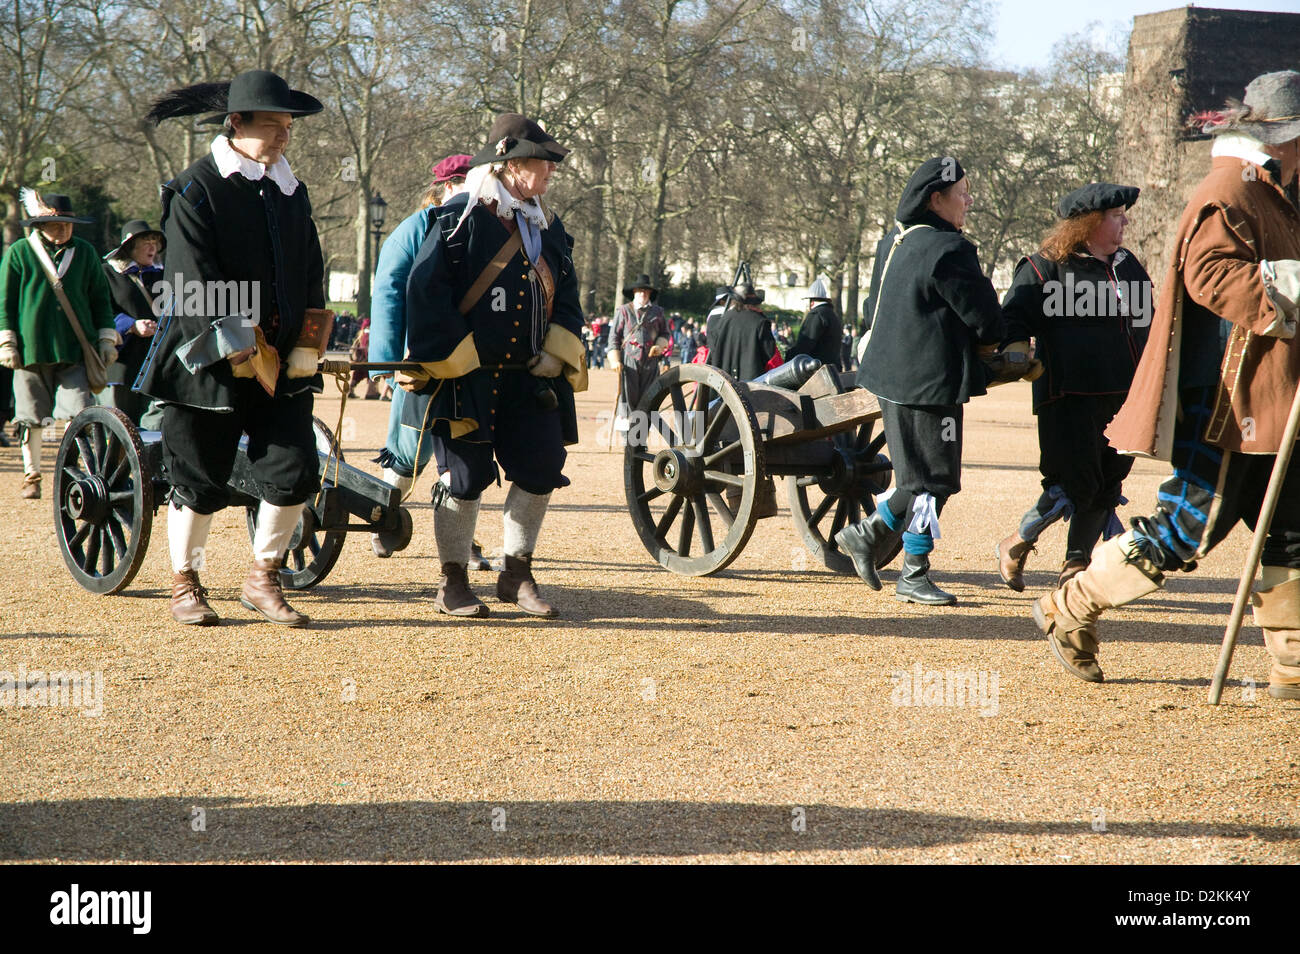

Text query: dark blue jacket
(400, 193), (587, 444)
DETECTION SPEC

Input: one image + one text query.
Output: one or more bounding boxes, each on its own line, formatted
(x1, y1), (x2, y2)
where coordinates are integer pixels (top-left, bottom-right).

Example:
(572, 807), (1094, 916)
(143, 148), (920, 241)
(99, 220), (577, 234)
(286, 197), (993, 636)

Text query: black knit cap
(469, 113), (569, 168)
(895, 156), (966, 224)
(1056, 183), (1139, 219)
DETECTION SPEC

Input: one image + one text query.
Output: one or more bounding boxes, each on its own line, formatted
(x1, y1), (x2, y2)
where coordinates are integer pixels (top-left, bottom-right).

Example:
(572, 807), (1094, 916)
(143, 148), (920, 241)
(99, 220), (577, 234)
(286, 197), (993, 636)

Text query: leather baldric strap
(28, 234), (109, 392)
(871, 222), (934, 327)
(458, 230), (522, 315)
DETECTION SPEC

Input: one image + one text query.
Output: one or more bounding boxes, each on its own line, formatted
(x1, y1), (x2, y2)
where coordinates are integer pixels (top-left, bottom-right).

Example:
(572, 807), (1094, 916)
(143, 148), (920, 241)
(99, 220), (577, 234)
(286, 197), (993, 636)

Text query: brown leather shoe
(1032, 594), (1104, 683)
(240, 558), (309, 627)
(435, 562), (489, 617)
(497, 554), (557, 618)
(995, 532), (1033, 592)
(1058, 559), (1089, 587)
(20, 473), (41, 499)
(171, 570), (219, 625)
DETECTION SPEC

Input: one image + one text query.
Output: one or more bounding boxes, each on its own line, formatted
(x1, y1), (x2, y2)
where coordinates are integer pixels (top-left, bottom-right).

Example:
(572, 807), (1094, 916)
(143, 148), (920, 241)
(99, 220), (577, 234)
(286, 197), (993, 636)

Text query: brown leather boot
(1058, 559), (1089, 586)
(1253, 569), (1300, 701)
(240, 558), (310, 627)
(995, 532), (1033, 592)
(497, 554), (557, 618)
(435, 562), (489, 617)
(1030, 531), (1164, 683)
(1033, 595), (1104, 683)
(171, 570), (219, 625)
(20, 473), (41, 499)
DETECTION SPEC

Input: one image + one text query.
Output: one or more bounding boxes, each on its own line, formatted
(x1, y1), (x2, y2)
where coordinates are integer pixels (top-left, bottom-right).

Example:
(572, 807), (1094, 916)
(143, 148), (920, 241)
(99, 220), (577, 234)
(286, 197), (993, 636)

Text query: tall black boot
(895, 552), (956, 605)
(834, 509), (904, 591)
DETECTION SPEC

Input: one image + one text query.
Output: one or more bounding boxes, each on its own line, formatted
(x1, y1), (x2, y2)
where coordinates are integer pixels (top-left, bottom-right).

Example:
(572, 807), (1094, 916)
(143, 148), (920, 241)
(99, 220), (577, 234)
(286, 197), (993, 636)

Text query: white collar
(1211, 132), (1274, 169)
(210, 135), (299, 195)
(454, 163), (549, 237)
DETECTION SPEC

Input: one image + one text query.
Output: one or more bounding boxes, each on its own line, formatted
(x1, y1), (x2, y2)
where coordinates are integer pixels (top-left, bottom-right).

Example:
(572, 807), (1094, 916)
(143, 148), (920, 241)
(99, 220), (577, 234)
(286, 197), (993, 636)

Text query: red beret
(431, 154), (471, 183)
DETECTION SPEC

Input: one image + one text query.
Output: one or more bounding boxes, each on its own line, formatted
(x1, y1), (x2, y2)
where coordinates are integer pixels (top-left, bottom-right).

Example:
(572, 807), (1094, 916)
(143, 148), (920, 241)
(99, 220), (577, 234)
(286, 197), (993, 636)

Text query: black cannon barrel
(749, 354), (822, 390)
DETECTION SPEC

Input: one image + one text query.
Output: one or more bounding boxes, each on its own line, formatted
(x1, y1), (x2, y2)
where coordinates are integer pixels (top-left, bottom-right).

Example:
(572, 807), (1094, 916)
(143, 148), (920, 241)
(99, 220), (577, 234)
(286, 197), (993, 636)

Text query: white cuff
(0, 330), (17, 347)
(1260, 260), (1300, 338)
(286, 346), (319, 378)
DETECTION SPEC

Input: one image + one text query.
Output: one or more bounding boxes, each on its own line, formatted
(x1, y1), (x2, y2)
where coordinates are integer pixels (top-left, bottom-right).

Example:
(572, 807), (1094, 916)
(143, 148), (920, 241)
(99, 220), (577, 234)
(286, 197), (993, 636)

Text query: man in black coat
(706, 284), (776, 381)
(836, 156), (1004, 605)
(136, 70), (332, 627)
(786, 278), (842, 371)
(400, 113), (588, 619)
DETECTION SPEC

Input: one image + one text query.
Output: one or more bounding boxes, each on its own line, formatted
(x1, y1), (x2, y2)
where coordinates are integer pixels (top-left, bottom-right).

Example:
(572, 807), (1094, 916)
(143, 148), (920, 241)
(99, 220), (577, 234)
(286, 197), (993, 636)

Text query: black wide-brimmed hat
(469, 113), (569, 168)
(734, 283), (765, 306)
(623, 273), (659, 301)
(146, 69), (324, 128)
(104, 220), (165, 261)
(19, 191), (93, 227)
(1056, 183), (1140, 219)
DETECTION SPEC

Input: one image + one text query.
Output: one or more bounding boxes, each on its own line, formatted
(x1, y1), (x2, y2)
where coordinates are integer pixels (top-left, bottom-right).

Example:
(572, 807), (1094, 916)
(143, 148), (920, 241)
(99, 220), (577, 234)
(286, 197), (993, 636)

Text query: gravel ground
(0, 371), (1296, 864)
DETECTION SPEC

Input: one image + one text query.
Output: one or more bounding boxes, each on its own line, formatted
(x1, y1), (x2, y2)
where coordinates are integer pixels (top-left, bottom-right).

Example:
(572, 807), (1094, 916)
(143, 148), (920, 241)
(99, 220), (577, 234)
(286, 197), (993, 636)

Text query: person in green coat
(0, 191), (118, 499)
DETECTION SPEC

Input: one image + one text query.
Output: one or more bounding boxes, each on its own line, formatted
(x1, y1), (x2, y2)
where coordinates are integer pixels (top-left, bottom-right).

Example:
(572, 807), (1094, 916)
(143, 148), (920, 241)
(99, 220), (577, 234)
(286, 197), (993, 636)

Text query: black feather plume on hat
(145, 82), (231, 126)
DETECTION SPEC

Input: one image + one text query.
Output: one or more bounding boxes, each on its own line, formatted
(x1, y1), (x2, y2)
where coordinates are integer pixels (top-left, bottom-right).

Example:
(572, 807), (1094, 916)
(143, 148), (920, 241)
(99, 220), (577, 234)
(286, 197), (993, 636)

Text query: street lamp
(368, 191), (388, 271)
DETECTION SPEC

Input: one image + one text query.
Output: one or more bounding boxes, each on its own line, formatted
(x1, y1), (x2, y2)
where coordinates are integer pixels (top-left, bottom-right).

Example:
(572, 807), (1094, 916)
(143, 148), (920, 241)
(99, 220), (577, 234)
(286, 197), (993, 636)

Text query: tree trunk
(612, 239), (627, 318)
(579, 147), (608, 315)
(354, 174), (372, 320)
(641, 115), (672, 277)
(846, 250), (861, 330)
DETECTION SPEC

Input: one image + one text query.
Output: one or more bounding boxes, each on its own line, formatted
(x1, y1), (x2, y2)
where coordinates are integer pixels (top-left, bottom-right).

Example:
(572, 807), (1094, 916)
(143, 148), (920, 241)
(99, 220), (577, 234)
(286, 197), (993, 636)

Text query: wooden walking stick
(607, 362), (624, 452)
(1209, 376), (1300, 704)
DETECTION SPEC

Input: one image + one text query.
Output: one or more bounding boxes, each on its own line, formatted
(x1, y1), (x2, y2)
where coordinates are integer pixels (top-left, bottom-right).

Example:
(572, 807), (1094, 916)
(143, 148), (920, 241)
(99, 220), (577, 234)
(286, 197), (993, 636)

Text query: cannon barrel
(750, 354), (822, 390)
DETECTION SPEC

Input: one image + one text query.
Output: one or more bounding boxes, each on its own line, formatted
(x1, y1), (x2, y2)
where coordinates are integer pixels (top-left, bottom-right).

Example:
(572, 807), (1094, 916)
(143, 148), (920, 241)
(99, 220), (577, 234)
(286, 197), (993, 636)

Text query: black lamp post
(368, 191), (388, 270)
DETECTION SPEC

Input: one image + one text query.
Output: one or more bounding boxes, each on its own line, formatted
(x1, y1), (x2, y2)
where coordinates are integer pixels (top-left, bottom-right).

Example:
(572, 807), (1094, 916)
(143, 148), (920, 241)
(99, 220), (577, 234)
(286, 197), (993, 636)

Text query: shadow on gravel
(2, 798), (1295, 862)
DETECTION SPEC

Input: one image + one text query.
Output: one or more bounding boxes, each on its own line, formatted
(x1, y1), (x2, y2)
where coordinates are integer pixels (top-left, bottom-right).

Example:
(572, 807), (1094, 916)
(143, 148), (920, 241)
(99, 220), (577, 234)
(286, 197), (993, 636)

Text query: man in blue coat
(367, 153), (469, 557)
(400, 114), (587, 619)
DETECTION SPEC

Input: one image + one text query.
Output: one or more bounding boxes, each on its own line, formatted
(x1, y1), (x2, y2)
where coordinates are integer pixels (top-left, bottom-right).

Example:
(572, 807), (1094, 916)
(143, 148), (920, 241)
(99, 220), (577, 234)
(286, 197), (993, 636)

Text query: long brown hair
(1039, 210), (1104, 263)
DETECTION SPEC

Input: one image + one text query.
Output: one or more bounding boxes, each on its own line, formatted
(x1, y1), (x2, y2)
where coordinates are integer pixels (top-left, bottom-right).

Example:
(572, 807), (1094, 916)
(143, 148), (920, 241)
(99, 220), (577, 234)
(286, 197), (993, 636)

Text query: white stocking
(382, 467), (413, 495)
(434, 494), (479, 566)
(503, 485), (551, 558)
(252, 501), (304, 562)
(20, 426), (40, 476)
(168, 504), (215, 573)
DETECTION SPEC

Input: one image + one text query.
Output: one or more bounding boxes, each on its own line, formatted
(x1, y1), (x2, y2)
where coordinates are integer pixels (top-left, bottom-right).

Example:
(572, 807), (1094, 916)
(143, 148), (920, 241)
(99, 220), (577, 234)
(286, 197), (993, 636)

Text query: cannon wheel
(53, 406), (154, 594)
(245, 417), (345, 590)
(787, 415), (901, 574)
(624, 363), (764, 576)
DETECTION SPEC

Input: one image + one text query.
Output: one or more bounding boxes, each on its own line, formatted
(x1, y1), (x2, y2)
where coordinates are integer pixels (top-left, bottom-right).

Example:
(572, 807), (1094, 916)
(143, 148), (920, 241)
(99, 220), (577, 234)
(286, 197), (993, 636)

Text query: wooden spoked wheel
(787, 415), (899, 574)
(623, 364), (766, 576)
(54, 406), (154, 594)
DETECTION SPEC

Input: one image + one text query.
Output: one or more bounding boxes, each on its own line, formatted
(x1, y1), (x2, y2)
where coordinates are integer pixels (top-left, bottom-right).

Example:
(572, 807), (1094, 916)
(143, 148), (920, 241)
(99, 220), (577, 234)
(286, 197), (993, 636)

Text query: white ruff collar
(454, 163), (549, 236)
(210, 135), (299, 195)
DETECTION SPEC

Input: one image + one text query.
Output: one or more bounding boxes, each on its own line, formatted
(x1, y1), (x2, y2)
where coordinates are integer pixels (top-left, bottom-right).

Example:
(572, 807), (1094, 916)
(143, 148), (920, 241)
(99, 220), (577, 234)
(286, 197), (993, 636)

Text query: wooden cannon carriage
(623, 355), (901, 576)
(52, 402), (413, 595)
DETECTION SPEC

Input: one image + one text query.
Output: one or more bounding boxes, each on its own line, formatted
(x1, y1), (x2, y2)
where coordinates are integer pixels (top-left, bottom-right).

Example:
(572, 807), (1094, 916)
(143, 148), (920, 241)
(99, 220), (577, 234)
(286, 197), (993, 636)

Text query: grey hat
(806, 277), (831, 300)
(1207, 70), (1300, 145)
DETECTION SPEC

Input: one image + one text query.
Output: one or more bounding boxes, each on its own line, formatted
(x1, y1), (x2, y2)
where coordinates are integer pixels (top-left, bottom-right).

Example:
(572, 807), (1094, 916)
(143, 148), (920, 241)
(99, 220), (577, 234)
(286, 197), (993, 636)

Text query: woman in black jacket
(101, 221), (164, 425)
(835, 156), (1004, 605)
(994, 183), (1152, 591)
